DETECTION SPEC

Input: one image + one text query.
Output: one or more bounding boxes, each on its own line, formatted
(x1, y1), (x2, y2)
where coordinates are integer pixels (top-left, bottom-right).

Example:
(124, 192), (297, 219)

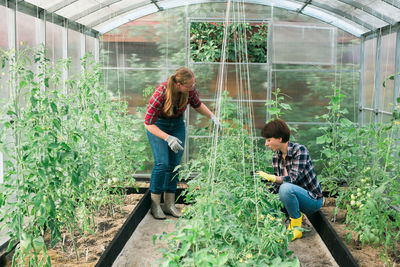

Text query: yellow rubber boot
(288, 213), (303, 241)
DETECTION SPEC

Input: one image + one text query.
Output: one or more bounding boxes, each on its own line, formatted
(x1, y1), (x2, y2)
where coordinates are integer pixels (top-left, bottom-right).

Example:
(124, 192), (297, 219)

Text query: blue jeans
(279, 183), (322, 219)
(146, 116), (185, 194)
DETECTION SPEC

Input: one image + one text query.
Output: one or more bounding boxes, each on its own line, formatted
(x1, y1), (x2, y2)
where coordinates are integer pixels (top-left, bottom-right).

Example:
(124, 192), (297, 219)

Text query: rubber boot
(288, 213), (303, 241)
(162, 192), (182, 217)
(151, 193), (166, 220)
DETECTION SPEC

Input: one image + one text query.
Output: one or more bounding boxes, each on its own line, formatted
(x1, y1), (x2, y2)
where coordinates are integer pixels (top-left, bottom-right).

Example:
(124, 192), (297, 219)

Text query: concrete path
(112, 208), (338, 267)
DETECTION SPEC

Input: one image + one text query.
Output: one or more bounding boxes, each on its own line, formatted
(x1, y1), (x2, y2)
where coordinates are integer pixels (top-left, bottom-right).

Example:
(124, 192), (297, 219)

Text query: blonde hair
(163, 67), (193, 117)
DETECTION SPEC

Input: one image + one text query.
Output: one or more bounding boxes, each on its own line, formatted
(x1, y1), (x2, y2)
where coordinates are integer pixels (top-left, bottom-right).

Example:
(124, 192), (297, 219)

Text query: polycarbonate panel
(362, 110), (375, 125)
(272, 69), (358, 123)
(190, 64), (269, 101)
(56, 0), (106, 19)
(102, 69), (168, 113)
(272, 23), (336, 65)
(336, 30), (361, 67)
(379, 33), (396, 113)
(46, 22), (63, 63)
(0, 66), (9, 105)
(0, 6), (8, 49)
(289, 123), (324, 171)
(77, 0), (146, 27)
(16, 1), (400, 38)
(363, 38), (377, 109)
(67, 29), (81, 78)
(188, 2), (229, 19)
(85, 35), (95, 56)
(189, 100), (267, 134)
(100, 12), (175, 68)
(24, 0), (64, 10)
(312, 0), (389, 29)
(16, 11), (39, 48)
(0, 6), (9, 102)
(377, 113), (393, 124)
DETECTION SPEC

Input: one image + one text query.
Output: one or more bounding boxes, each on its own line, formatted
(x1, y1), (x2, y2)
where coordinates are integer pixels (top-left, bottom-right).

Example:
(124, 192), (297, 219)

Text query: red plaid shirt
(144, 82), (202, 125)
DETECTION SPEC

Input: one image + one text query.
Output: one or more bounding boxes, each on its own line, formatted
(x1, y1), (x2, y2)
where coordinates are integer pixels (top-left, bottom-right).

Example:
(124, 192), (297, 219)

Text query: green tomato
(32, 236), (45, 253)
(357, 192), (362, 197)
(351, 194), (356, 200)
(112, 177), (119, 183)
(372, 236), (380, 245)
(366, 193), (372, 198)
(350, 200), (356, 206)
(19, 239), (30, 254)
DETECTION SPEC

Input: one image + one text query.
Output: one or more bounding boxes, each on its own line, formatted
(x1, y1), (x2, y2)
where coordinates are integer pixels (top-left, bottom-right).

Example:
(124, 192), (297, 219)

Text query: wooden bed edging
(308, 210), (359, 267)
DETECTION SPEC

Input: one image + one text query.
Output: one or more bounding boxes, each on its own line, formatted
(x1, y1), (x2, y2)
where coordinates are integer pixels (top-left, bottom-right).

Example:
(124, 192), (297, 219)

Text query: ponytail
(163, 67), (193, 116)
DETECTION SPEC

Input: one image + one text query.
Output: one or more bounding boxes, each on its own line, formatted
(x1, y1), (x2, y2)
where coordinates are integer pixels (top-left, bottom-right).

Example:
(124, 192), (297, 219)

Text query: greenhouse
(0, 0), (399, 266)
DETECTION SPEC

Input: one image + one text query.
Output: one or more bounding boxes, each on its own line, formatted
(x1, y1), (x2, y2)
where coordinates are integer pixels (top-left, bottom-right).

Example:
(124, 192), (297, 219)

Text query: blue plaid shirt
(272, 142), (323, 199)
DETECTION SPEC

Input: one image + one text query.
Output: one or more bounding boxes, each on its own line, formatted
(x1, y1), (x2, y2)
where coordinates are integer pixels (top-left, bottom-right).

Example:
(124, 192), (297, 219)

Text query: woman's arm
(144, 124), (169, 140)
(194, 103), (214, 118)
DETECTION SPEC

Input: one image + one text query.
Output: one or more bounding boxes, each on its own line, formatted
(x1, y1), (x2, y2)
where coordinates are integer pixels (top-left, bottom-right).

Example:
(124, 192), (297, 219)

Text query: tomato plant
(317, 83), (400, 263)
(0, 46), (149, 266)
(157, 92), (299, 266)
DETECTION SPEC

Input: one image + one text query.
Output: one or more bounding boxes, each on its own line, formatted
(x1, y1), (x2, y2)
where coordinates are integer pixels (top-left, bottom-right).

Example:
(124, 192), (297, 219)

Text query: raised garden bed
(319, 198), (400, 267)
(0, 192), (146, 267)
(2, 188), (391, 267)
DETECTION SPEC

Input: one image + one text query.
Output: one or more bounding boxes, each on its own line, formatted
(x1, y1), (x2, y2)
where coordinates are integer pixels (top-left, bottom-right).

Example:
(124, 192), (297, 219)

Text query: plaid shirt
(272, 142), (323, 199)
(144, 82), (202, 125)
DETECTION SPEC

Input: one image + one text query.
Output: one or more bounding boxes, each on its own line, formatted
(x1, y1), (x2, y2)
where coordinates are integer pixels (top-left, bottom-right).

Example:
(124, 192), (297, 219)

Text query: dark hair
(261, 119), (290, 142)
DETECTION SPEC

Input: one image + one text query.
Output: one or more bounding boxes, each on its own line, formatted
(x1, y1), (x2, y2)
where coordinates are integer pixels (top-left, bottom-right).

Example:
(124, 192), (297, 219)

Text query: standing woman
(144, 67), (220, 220)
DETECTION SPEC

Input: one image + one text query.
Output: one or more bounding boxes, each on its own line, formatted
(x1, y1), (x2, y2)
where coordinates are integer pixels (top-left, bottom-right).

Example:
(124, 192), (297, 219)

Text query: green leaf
(19, 80), (27, 89)
(50, 102), (58, 113)
(280, 103), (292, 110)
(6, 110), (16, 116)
(6, 239), (14, 253)
(268, 107), (280, 115)
(30, 96), (37, 108)
(52, 118), (61, 130)
(60, 142), (71, 152)
(94, 113), (100, 123)
(44, 77), (50, 88)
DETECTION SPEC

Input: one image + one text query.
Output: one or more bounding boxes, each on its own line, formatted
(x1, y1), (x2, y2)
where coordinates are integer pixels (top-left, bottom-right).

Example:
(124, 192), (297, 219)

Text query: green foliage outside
(190, 22), (268, 63)
(0, 46), (149, 266)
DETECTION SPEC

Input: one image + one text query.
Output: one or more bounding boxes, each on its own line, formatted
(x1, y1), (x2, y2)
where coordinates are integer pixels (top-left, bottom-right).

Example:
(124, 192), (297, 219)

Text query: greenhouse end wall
(99, 3), (362, 169)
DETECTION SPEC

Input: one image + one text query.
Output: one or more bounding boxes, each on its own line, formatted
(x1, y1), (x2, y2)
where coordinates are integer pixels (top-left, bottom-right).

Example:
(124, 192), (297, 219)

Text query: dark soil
(321, 198), (399, 267)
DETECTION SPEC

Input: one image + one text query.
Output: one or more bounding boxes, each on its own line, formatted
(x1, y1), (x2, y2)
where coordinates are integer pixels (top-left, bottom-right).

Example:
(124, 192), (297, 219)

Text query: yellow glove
(255, 171), (277, 183)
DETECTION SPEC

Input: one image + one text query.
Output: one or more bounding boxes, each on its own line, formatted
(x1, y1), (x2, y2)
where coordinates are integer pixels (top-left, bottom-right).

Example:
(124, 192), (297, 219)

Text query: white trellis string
(207, 0), (232, 195)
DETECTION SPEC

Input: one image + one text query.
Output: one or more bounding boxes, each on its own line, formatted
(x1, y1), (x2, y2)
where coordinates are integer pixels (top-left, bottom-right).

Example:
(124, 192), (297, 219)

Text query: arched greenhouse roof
(5, 0), (400, 37)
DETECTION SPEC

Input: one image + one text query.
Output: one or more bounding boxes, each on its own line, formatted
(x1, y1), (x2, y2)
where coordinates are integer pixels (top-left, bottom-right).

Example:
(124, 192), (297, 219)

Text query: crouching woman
(255, 119), (323, 241)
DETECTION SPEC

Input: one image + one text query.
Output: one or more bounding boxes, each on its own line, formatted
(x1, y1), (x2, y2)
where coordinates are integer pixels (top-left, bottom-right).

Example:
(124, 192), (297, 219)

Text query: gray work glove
(165, 135), (184, 153)
(210, 114), (222, 129)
